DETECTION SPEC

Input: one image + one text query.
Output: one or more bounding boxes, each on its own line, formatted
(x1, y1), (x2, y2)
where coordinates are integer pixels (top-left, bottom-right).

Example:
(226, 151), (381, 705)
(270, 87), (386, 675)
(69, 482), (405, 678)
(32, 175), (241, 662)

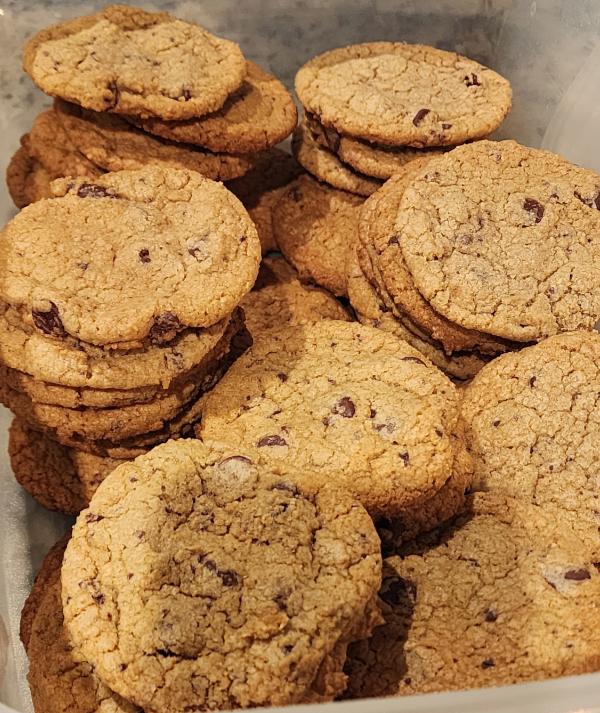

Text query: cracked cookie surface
(62, 438), (382, 711)
(462, 331), (600, 560)
(396, 140), (600, 341)
(295, 43), (511, 147)
(200, 320), (462, 518)
(23, 5), (246, 120)
(273, 173), (364, 297)
(0, 167), (260, 346)
(345, 493), (600, 698)
(126, 61), (298, 154)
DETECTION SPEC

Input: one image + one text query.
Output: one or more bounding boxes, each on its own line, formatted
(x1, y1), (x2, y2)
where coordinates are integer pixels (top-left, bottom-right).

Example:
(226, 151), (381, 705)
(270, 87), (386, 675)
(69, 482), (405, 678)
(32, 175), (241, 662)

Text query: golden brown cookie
(240, 257), (352, 339)
(0, 168), (260, 347)
(6, 142), (53, 210)
(226, 148), (304, 253)
(61, 439), (382, 710)
(292, 122), (383, 196)
(126, 61), (298, 154)
(54, 100), (259, 181)
(296, 43), (512, 147)
(273, 173), (364, 297)
(9, 418), (125, 516)
(200, 320), (464, 518)
(23, 5), (246, 120)
(345, 493), (600, 698)
(396, 140), (600, 341)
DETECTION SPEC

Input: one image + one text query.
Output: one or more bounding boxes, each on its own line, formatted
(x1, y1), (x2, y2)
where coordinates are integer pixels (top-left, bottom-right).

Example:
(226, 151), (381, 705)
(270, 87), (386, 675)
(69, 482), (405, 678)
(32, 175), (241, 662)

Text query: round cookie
(9, 418), (125, 516)
(54, 100), (259, 181)
(20, 530), (71, 652)
(345, 493), (600, 698)
(273, 173), (364, 297)
(462, 331), (600, 561)
(25, 553), (139, 713)
(126, 61), (298, 154)
(28, 108), (105, 181)
(226, 148), (305, 254)
(6, 143), (53, 210)
(200, 321), (463, 518)
(346, 241), (490, 380)
(396, 140), (600, 341)
(292, 122), (382, 197)
(0, 168), (260, 347)
(0, 374), (203, 443)
(304, 109), (448, 180)
(295, 43), (512, 147)
(241, 257), (352, 340)
(61, 439), (382, 710)
(0, 304), (242, 391)
(22, 5), (246, 121)
(362, 160), (516, 356)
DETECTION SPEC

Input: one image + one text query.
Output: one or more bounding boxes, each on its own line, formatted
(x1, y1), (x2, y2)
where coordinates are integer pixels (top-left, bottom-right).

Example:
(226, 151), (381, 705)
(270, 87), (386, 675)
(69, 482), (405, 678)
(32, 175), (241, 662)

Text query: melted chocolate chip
(485, 608), (498, 622)
(442, 123), (452, 130)
(92, 592), (105, 605)
(139, 248), (151, 264)
(529, 376), (537, 388)
(332, 396), (356, 418)
(413, 109), (430, 126)
(277, 373), (288, 382)
(283, 644), (294, 654)
(523, 198), (544, 224)
(402, 356), (426, 366)
(370, 408), (377, 418)
(201, 557), (240, 587)
(257, 435), (288, 447)
(399, 452), (411, 466)
(32, 302), (67, 338)
(219, 455), (253, 466)
(481, 658), (495, 669)
(77, 183), (113, 199)
(565, 568), (591, 581)
(465, 73), (481, 86)
(272, 481), (299, 496)
(404, 678), (412, 685)
(76, 262), (88, 270)
(85, 513), (104, 523)
(148, 312), (180, 344)
(388, 235), (399, 246)
(118, 663), (128, 671)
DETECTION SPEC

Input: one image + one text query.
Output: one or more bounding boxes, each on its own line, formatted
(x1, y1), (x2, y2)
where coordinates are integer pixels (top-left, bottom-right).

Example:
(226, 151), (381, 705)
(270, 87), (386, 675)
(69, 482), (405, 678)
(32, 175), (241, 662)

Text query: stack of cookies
(272, 42), (512, 297)
(22, 440), (384, 710)
(348, 139), (600, 381)
(1, 165), (261, 515)
(7, 4), (298, 255)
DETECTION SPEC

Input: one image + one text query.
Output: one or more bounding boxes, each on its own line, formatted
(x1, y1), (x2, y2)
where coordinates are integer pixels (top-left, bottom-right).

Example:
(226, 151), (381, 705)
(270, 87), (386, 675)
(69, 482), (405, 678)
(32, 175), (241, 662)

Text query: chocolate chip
(380, 576), (417, 606)
(148, 312), (180, 344)
(493, 420), (500, 427)
(465, 73), (481, 86)
(85, 513), (104, 523)
(273, 591), (290, 611)
(130, 477), (138, 483)
(76, 262), (88, 270)
(565, 568), (591, 581)
(332, 396), (356, 418)
(92, 592), (105, 605)
(442, 123), (452, 130)
(402, 356), (426, 366)
(399, 452), (411, 466)
(32, 302), (67, 338)
(272, 481), (298, 495)
(220, 570), (240, 587)
(290, 185), (303, 202)
(523, 198), (544, 223)
(180, 88), (192, 101)
(375, 421), (395, 434)
(118, 663), (128, 671)
(404, 678), (412, 685)
(277, 373), (288, 382)
(283, 644), (294, 654)
(388, 235), (399, 246)
(139, 248), (151, 264)
(257, 435), (288, 447)
(435, 429), (443, 437)
(134, 530), (145, 539)
(413, 109), (430, 126)
(529, 376), (537, 388)
(481, 658), (495, 669)
(77, 183), (113, 199)
(157, 649), (179, 657)
(322, 416), (331, 427)
(127, 573), (134, 580)
(370, 408), (377, 418)
(485, 608), (498, 622)
(219, 455), (253, 466)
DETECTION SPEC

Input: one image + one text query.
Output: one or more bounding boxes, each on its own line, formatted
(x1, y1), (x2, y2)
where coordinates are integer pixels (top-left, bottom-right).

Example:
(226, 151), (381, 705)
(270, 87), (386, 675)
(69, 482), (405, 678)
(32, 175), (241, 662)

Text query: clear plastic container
(2, 1), (600, 711)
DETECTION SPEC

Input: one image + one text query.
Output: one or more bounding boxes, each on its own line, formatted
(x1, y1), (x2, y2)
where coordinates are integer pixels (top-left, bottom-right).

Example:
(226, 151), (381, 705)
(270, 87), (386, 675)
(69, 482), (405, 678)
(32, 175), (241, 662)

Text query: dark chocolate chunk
(257, 435), (288, 447)
(413, 109), (431, 126)
(523, 198), (544, 224)
(139, 248), (151, 264)
(332, 396), (356, 418)
(32, 302), (67, 338)
(148, 311), (180, 344)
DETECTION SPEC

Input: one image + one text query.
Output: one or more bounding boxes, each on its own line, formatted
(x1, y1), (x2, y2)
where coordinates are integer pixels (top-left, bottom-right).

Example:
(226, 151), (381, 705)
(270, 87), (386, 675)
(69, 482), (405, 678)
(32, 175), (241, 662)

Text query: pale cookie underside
(23, 5), (246, 120)
(396, 140), (600, 341)
(292, 122), (383, 197)
(295, 42), (512, 147)
(0, 168), (260, 346)
(61, 439), (381, 711)
(125, 61), (298, 154)
(272, 173), (364, 297)
(200, 320), (461, 518)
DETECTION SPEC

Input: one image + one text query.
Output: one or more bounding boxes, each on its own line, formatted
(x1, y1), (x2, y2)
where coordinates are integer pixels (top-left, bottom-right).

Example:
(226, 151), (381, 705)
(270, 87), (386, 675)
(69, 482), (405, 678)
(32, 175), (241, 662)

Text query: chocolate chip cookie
(61, 439), (382, 710)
